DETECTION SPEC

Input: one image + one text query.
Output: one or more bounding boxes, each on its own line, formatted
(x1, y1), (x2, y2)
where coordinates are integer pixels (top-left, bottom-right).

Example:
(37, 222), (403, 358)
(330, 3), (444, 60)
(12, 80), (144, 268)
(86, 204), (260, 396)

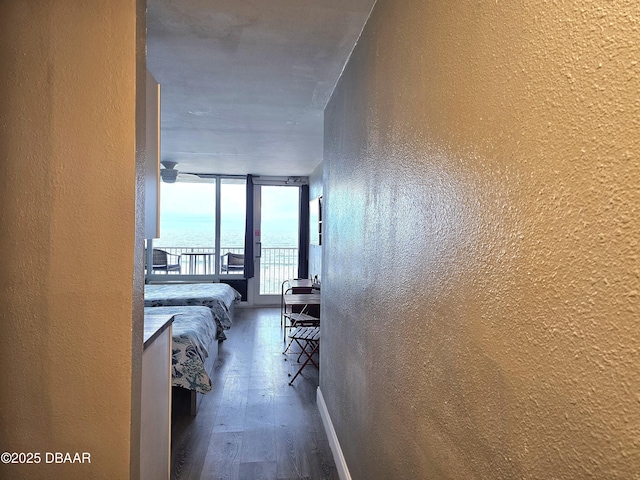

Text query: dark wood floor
(170, 307), (338, 480)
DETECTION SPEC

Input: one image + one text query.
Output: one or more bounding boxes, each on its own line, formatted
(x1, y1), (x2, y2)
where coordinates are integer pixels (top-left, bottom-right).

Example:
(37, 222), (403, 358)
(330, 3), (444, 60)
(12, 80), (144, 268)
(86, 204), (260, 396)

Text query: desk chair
(282, 293), (320, 343)
(280, 279), (315, 331)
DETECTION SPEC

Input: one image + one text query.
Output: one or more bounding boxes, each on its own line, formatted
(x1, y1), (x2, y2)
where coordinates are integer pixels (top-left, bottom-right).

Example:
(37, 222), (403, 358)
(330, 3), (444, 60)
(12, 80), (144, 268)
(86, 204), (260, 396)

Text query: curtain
(298, 184), (310, 279)
(244, 175), (255, 278)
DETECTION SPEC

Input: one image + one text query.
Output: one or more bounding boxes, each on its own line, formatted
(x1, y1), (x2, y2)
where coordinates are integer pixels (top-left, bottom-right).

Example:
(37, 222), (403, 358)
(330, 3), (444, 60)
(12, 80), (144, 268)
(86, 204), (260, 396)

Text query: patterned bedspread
(144, 306), (218, 394)
(144, 283), (241, 340)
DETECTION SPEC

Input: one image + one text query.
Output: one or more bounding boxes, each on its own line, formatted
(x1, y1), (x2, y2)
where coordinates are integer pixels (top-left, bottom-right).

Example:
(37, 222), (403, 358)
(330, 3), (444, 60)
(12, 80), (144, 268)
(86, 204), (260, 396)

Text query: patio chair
(152, 249), (181, 273)
(221, 252), (244, 273)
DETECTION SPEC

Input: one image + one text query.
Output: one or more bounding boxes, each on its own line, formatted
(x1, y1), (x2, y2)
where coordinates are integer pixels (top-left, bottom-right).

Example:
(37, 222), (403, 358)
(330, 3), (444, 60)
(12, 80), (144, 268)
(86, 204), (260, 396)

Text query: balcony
(147, 246), (299, 295)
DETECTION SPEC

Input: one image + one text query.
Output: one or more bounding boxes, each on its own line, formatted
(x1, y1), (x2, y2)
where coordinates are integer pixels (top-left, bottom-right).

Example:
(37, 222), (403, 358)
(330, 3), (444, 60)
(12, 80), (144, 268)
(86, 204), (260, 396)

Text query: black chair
(152, 249), (181, 273)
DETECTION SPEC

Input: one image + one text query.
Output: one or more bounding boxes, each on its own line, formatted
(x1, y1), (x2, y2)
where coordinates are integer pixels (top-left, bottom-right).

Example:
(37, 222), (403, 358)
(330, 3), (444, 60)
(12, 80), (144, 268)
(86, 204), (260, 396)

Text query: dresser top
(143, 314), (174, 350)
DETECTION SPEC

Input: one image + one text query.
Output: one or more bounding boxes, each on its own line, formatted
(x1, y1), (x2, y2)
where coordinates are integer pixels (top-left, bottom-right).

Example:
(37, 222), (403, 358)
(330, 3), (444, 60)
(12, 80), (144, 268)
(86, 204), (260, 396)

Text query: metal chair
(286, 326), (320, 385)
(280, 279), (317, 340)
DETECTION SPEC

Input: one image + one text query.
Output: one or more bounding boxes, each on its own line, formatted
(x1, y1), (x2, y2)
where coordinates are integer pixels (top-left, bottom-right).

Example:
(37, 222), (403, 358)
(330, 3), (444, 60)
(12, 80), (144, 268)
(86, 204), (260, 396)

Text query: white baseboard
(317, 387), (352, 480)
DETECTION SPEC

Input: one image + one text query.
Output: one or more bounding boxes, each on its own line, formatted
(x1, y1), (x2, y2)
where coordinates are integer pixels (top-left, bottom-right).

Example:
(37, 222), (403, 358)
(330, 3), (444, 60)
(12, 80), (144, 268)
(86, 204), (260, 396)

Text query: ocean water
(152, 220), (300, 294)
(155, 224), (298, 249)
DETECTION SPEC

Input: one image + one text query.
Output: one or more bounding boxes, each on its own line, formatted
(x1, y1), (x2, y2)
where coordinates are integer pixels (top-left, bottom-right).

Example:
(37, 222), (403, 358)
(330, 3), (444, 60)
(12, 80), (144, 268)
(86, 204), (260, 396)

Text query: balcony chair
(152, 249), (181, 273)
(220, 252), (244, 274)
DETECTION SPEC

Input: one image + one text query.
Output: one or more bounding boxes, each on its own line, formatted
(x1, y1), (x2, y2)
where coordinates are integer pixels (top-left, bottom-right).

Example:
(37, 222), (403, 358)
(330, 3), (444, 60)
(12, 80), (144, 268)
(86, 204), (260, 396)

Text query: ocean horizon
(155, 226), (298, 249)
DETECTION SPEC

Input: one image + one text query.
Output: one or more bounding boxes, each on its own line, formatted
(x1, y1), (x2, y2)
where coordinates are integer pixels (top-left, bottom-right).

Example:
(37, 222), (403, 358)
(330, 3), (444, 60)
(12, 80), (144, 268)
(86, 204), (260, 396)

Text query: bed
(144, 282), (241, 415)
(144, 282), (241, 341)
(144, 305), (218, 394)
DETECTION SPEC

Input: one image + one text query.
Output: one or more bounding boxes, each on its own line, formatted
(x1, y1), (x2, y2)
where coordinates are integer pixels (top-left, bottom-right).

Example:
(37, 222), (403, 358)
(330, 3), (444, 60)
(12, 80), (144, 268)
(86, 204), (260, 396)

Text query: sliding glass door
(252, 184), (300, 303)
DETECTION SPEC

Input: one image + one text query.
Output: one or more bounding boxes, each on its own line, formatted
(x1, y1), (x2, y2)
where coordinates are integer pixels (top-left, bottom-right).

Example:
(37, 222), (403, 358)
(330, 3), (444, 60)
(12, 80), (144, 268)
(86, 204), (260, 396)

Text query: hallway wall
(321, 1), (640, 478)
(0, 2), (145, 478)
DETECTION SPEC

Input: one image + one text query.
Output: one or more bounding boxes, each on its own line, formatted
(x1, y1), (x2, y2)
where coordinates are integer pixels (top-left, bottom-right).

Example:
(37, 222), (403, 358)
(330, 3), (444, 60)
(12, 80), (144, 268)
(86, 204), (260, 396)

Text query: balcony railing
(147, 246), (299, 295)
(259, 247), (299, 295)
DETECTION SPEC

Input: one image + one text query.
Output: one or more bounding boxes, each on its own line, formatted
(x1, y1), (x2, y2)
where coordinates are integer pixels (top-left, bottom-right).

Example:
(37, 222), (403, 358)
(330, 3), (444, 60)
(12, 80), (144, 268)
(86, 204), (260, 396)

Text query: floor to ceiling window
(145, 176), (308, 302)
(145, 176), (246, 281)
(219, 178), (247, 275)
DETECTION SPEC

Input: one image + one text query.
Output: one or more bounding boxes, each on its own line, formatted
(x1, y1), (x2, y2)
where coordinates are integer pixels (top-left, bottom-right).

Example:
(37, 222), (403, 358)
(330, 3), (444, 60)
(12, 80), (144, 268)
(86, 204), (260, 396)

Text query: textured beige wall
(0, 2), (144, 479)
(322, 0), (640, 478)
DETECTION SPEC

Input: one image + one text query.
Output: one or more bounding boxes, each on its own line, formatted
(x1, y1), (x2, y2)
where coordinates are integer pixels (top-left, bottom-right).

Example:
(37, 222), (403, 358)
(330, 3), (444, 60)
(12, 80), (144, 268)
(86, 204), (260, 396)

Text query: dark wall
(220, 279), (247, 301)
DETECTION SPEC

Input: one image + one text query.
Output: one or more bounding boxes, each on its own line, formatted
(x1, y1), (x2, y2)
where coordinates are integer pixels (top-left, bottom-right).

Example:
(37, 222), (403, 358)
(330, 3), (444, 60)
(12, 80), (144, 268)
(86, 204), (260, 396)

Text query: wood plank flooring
(170, 307), (338, 480)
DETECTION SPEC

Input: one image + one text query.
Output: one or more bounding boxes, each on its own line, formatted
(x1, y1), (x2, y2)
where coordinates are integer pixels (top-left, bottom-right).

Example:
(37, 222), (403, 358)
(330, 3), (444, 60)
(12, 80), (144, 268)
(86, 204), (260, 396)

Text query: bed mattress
(144, 283), (241, 340)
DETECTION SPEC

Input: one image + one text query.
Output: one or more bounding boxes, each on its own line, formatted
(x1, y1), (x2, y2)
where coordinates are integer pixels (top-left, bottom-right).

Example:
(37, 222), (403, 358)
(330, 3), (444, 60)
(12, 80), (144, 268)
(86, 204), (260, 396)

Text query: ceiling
(146, 0), (376, 178)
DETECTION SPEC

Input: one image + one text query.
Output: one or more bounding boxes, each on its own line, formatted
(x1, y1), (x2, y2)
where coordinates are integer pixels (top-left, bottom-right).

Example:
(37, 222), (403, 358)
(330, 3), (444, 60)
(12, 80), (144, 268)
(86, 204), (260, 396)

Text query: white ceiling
(146, 0), (376, 177)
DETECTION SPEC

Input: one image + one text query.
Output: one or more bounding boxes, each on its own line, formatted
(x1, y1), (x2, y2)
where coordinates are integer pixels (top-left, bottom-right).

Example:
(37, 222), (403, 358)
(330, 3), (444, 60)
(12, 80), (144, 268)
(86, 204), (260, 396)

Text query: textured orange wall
(0, 2), (144, 478)
(322, 0), (640, 478)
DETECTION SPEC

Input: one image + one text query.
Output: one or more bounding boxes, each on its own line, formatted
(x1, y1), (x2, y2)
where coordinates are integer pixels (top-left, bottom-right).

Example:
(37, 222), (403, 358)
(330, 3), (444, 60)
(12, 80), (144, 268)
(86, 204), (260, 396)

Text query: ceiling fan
(160, 161), (206, 183)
